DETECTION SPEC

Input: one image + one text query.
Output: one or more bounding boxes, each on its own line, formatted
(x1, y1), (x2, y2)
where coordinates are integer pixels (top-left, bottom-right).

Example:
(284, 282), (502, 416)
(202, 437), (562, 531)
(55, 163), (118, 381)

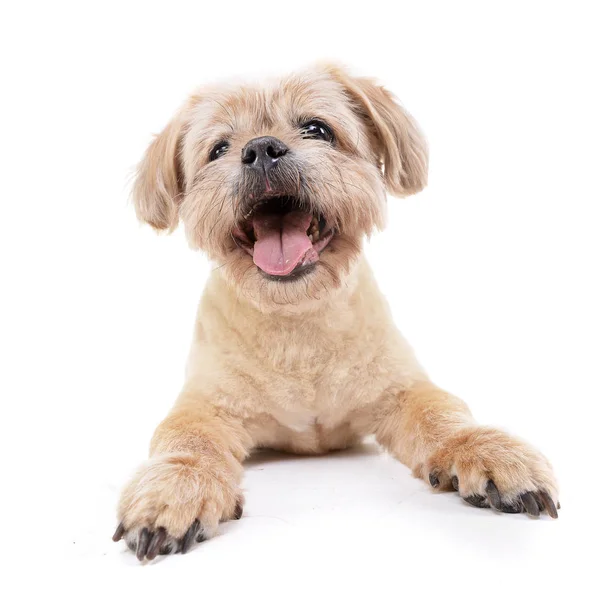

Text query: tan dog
(113, 65), (559, 561)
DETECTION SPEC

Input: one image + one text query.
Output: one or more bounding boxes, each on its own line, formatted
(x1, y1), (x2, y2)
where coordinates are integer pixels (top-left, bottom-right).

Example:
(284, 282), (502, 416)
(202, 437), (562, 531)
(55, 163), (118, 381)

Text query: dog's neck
(214, 256), (366, 316)
(198, 256), (392, 367)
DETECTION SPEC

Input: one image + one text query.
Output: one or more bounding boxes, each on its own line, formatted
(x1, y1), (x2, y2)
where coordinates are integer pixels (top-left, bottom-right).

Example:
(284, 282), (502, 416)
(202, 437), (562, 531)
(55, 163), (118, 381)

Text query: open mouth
(232, 196), (334, 280)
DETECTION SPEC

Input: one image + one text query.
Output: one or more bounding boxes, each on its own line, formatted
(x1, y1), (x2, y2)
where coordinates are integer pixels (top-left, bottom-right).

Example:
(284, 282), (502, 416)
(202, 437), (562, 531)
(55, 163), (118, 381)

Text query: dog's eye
(299, 120), (334, 143)
(209, 141), (230, 161)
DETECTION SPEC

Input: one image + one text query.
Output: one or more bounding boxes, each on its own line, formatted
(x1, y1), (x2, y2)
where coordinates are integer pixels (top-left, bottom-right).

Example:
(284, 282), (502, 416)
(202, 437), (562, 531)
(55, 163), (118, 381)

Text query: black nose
(241, 136), (288, 171)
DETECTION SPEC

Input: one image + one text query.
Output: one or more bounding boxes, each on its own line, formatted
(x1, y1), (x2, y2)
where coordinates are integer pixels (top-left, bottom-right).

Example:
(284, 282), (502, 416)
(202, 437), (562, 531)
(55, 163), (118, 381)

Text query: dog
(113, 64), (559, 561)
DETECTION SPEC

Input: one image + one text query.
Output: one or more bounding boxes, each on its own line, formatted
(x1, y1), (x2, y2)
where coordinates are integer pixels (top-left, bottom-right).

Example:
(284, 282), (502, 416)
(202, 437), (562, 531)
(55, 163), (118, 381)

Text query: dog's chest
(271, 404), (319, 432)
(259, 352), (390, 431)
(251, 389), (365, 454)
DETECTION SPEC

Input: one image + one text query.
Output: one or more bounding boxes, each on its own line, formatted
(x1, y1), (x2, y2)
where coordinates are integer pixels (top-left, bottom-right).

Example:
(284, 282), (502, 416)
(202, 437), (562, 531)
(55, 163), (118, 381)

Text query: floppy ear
(132, 106), (189, 231)
(327, 66), (428, 197)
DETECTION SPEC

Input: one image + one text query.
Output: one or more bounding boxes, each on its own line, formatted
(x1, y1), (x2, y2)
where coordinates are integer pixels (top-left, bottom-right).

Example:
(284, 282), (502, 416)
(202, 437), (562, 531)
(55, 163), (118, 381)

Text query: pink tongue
(253, 211), (316, 276)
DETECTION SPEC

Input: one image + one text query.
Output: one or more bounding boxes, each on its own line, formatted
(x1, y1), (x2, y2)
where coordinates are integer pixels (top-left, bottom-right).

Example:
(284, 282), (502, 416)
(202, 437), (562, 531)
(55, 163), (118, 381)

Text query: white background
(1, 1), (599, 598)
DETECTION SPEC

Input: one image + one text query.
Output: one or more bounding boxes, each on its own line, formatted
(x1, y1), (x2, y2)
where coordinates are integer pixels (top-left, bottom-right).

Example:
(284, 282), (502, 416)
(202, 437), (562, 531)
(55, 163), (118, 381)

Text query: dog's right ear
(132, 105), (190, 232)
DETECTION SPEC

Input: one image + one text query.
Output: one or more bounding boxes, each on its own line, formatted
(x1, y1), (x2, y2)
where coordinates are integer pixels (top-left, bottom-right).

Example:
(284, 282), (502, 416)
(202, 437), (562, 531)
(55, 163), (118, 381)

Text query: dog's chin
(220, 235), (362, 313)
(231, 196), (335, 283)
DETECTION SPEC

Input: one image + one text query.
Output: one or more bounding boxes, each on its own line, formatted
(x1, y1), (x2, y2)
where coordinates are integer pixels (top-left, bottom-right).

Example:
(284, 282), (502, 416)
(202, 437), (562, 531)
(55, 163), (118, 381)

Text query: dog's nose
(241, 136), (288, 171)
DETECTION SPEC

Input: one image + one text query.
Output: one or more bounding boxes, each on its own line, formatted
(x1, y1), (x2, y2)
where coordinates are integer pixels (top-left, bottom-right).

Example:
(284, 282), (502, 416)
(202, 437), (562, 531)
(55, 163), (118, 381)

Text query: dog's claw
(500, 502), (522, 513)
(464, 494), (488, 508)
(136, 528), (151, 561)
(180, 520), (200, 554)
(146, 527), (167, 561)
(113, 518), (210, 561)
(485, 480), (503, 510)
(233, 501), (244, 520)
(539, 491), (559, 519)
(532, 491), (545, 512)
(436, 472), (557, 519)
(429, 473), (440, 488)
(112, 522), (125, 542)
(520, 491), (540, 516)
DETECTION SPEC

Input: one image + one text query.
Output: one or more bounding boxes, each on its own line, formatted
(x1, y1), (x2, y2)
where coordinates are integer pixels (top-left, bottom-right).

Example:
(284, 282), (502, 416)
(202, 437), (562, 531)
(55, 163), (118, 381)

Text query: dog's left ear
(327, 66), (428, 197)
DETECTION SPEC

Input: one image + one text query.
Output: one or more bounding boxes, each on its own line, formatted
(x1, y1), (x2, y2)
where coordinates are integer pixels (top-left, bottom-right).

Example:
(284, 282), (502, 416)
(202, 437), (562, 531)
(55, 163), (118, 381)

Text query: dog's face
(133, 65), (428, 310)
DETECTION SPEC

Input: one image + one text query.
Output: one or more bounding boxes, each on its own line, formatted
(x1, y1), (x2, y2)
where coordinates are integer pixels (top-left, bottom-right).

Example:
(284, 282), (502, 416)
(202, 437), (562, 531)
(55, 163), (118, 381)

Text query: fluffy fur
(115, 64), (558, 560)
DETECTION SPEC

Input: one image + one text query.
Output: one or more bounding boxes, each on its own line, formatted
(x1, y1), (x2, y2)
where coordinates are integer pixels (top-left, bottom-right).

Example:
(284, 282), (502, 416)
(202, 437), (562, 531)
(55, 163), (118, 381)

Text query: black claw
(521, 492), (540, 516)
(451, 476), (459, 492)
(180, 520), (200, 554)
(539, 491), (559, 519)
(136, 528), (151, 561)
(485, 480), (503, 510)
(233, 501), (244, 520)
(500, 502), (522, 514)
(159, 543), (173, 555)
(464, 494), (489, 508)
(146, 527), (167, 561)
(429, 473), (440, 488)
(112, 522), (125, 542)
(531, 492), (545, 512)
(196, 531), (207, 543)
(557, 501), (561, 510)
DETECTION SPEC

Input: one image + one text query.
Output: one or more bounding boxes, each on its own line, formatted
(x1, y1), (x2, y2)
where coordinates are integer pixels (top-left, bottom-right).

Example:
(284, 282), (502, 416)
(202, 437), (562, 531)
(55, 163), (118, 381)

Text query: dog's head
(133, 65), (427, 310)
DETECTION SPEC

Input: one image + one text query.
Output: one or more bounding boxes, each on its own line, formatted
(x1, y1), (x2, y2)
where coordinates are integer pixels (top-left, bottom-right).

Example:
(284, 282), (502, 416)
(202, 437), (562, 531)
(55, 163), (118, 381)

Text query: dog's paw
(424, 426), (559, 517)
(112, 452), (243, 561)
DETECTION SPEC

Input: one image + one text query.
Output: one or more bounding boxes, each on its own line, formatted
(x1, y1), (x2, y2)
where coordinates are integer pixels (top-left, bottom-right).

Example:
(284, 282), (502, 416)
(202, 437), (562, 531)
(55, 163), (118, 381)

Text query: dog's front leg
(375, 382), (559, 516)
(113, 392), (251, 559)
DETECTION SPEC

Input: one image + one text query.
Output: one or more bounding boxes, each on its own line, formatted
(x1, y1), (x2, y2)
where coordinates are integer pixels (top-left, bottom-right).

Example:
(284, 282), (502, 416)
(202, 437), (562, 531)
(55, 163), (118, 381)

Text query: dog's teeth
(308, 234), (313, 242)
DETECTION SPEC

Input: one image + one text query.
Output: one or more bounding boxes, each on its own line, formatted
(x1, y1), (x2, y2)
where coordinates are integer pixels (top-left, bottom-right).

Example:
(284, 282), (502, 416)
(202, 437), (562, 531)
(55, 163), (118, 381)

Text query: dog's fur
(115, 65), (558, 559)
